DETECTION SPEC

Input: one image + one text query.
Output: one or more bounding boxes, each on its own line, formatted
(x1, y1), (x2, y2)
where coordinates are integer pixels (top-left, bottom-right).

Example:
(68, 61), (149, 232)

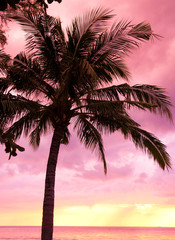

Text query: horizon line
(0, 226), (175, 228)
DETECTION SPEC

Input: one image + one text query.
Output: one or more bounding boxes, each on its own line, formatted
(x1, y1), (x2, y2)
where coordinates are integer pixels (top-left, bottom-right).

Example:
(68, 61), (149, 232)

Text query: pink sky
(0, 0), (175, 226)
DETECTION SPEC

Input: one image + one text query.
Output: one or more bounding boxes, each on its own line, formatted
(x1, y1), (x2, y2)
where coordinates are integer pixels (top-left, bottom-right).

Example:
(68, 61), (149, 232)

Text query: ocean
(0, 226), (175, 240)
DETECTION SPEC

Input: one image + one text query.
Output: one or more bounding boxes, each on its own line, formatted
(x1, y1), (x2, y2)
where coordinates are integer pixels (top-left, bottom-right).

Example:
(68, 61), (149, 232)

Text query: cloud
(76, 162), (133, 181)
(134, 172), (148, 184)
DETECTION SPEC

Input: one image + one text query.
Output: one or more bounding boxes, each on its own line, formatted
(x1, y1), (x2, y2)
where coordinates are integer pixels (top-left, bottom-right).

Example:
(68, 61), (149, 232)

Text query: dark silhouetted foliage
(0, 0), (62, 11)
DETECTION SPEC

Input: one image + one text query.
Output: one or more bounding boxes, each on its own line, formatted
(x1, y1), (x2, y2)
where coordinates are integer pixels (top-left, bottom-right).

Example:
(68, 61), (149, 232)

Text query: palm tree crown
(0, 8), (172, 240)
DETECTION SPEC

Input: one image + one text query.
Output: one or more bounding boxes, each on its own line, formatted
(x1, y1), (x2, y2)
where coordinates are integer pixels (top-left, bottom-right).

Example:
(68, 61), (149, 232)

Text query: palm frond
(0, 29), (7, 47)
(73, 97), (159, 137)
(9, 52), (56, 99)
(67, 8), (113, 57)
(74, 99), (123, 115)
(0, 77), (10, 93)
(95, 56), (130, 81)
(88, 107), (171, 170)
(87, 20), (154, 83)
(74, 99), (158, 121)
(30, 109), (51, 148)
(87, 84), (172, 120)
(0, 49), (11, 74)
(65, 58), (99, 99)
(8, 10), (47, 53)
(8, 11), (64, 82)
(0, 94), (43, 143)
(5, 111), (40, 140)
(74, 114), (107, 174)
(88, 109), (140, 135)
(60, 127), (70, 145)
(123, 126), (171, 170)
(90, 20), (153, 60)
(115, 84), (173, 119)
(0, 93), (42, 122)
(128, 22), (154, 41)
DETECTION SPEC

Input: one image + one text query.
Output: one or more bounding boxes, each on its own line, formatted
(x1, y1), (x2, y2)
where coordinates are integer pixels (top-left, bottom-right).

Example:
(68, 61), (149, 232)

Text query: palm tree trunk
(41, 125), (64, 240)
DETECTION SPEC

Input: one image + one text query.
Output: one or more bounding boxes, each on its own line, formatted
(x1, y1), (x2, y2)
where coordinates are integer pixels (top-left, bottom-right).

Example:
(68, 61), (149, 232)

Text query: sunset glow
(1, 0), (175, 228)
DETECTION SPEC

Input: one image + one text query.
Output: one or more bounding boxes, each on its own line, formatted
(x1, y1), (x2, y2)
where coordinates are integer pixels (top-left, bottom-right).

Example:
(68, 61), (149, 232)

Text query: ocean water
(0, 226), (175, 240)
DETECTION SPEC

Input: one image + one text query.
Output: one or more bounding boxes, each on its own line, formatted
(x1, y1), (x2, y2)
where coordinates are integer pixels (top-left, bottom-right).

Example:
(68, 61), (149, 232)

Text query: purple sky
(0, 0), (175, 226)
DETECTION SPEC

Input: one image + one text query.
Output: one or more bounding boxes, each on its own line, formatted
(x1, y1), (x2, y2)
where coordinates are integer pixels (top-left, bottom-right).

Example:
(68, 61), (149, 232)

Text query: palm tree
(0, 8), (172, 240)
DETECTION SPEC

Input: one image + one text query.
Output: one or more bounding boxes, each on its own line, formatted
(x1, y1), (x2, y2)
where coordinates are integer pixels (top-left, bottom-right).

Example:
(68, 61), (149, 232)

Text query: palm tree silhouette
(0, 8), (172, 240)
